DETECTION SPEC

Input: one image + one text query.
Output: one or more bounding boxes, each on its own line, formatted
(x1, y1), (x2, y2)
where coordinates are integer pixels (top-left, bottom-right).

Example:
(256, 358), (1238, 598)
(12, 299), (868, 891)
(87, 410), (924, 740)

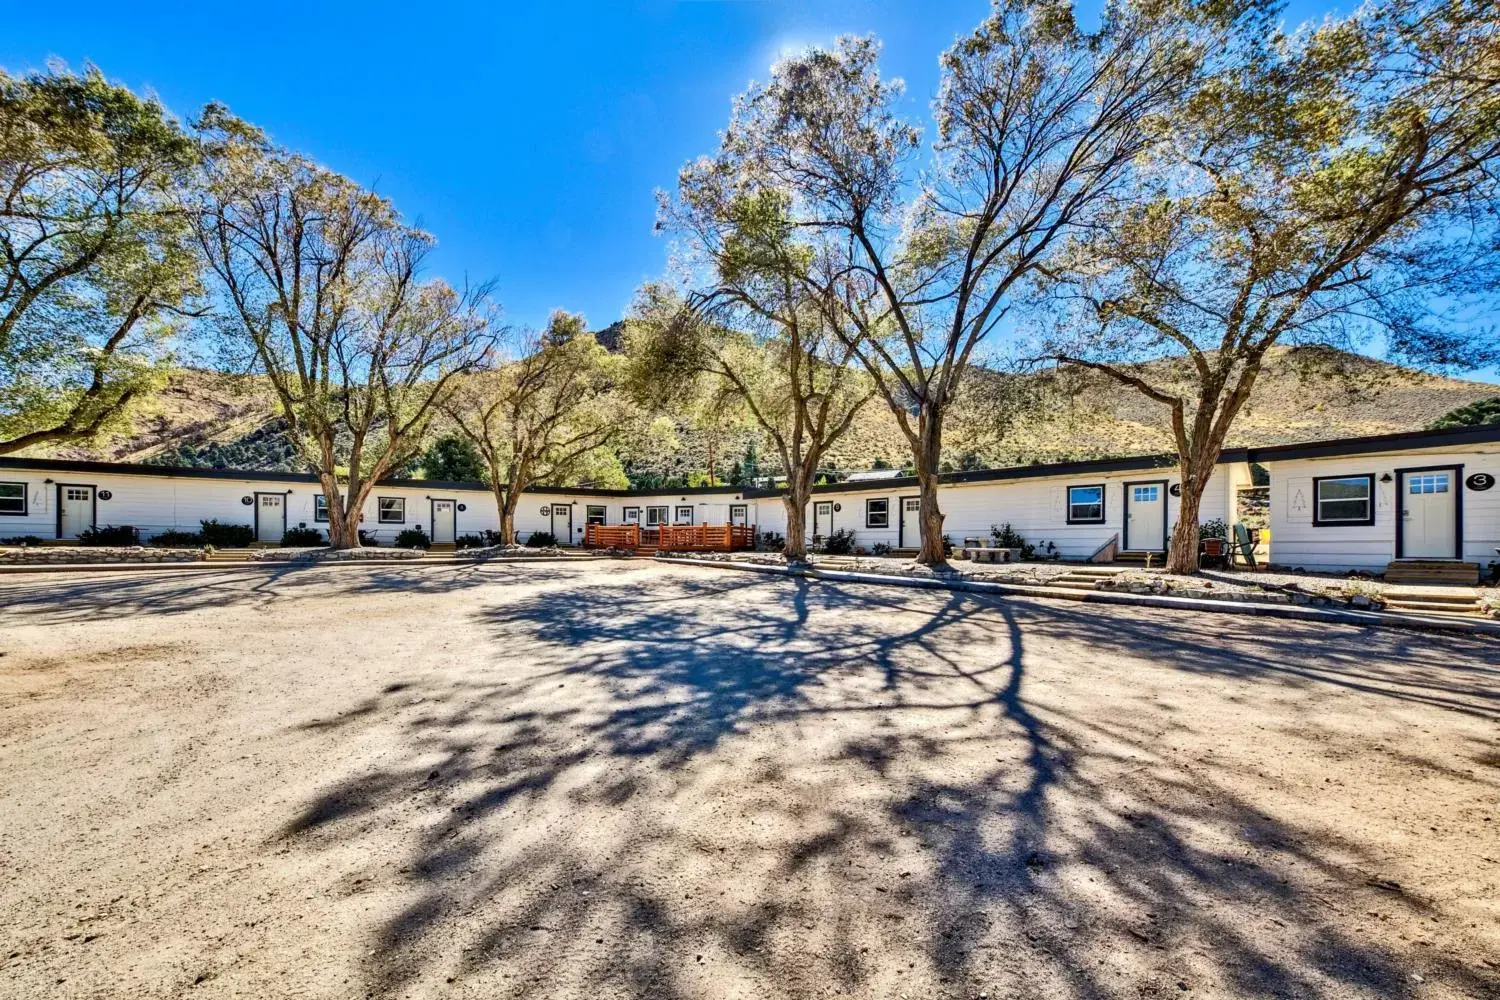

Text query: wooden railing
(655, 524), (755, 552)
(584, 522), (753, 552)
(583, 524), (640, 549)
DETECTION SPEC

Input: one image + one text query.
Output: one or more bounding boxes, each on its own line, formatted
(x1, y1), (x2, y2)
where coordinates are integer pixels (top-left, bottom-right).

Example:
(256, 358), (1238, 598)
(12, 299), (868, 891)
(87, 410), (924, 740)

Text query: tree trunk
(498, 486), (520, 546)
(911, 415), (947, 567)
(782, 482), (810, 564)
(320, 475), (362, 550)
(1164, 440), (1227, 575)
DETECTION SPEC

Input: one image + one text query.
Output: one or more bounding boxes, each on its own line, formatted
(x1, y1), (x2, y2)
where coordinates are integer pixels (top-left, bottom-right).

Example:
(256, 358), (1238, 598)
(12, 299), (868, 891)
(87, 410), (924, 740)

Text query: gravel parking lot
(1, 560), (1497, 999)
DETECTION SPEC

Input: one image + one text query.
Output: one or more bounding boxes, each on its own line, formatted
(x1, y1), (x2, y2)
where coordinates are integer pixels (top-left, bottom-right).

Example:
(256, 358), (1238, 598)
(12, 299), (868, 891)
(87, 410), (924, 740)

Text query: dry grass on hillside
(34, 348), (1499, 475)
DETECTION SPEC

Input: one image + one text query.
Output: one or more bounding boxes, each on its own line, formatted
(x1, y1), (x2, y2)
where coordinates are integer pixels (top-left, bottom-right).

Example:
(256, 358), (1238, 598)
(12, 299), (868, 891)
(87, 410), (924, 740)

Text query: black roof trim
(1246, 423), (1500, 462)
(743, 449), (1251, 498)
(0, 456), (497, 492)
(2, 424), (1494, 497)
(526, 484), (750, 499)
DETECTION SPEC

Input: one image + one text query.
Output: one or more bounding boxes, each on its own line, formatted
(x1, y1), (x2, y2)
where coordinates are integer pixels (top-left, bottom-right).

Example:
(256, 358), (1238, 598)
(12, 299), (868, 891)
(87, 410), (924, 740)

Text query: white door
(255, 493), (284, 543)
(431, 500), (456, 543)
(58, 485), (95, 539)
(729, 504), (748, 527)
(550, 504), (573, 544)
(1126, 482), (1166, 551)
(624, 507), (641, 525)
(1400, 470), (1457, 558)
(900, 497), (921, 549)
(813, 501), (833, 537)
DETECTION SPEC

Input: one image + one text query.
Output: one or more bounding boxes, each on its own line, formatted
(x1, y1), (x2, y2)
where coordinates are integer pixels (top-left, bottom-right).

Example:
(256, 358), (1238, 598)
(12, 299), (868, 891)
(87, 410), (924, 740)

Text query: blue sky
(7, 0), (1425, 344)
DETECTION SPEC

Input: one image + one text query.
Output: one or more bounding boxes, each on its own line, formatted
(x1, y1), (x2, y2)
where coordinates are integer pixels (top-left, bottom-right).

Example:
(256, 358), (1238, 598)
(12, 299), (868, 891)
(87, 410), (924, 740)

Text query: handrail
(1087, 533), (1118, 564)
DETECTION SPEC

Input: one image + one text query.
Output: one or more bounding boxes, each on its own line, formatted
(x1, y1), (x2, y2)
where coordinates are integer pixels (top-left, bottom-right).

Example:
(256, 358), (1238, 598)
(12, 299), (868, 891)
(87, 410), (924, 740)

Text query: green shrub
(824, 528), (857, 555)
(1199, 518), (1229, 540)
(990, 523), (1025, 548)
(524, 531), (557, 548)
(78, 525), (140, 546)
(872, 542), (893, 557)
(394, 528), (431, 549)
(0, 535), (46, 546)
(281, 526), (326, 547)
(756, 531), (785, 553)
(199, 519), (254, 547)
(150, 530), (204, 548)
(456, 530), (502, 549)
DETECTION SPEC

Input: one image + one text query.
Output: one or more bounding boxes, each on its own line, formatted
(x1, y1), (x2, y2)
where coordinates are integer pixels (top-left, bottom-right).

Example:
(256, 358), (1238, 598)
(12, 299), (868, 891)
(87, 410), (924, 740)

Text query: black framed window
(1066, 484), (1106, 524)
(314, 494), (330, 522)
(674, 505), (694, 524)
(377, 497), (406, 524)
(1312, 474), (1375, 526)
(0, 481), (25, 516)
(585, 505), (607, 525)
(645, 506), (668, 526)
(865, 497), (889, 528)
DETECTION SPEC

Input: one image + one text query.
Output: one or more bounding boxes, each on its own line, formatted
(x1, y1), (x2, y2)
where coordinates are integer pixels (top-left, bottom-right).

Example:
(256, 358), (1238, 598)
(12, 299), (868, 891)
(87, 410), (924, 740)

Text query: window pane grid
(1408, 474), (1449, 494)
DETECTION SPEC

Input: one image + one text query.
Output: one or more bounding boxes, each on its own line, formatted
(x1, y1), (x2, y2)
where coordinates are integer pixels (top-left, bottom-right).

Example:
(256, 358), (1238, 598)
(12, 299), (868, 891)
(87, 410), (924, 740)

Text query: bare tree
(627, 278), (871, 563)
(1040, 0), (1500, 573)
(194, 107), (495, 548)
(444, 312), (619, 546)
(645, 148), (877, 562)
(697, 1), (1250, 564)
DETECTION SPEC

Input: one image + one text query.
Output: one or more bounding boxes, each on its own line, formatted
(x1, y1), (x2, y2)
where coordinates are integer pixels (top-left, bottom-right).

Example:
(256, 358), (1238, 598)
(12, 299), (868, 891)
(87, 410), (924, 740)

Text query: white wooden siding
(751, 467), (1236, 557)
(1266, 446), (1500, 571)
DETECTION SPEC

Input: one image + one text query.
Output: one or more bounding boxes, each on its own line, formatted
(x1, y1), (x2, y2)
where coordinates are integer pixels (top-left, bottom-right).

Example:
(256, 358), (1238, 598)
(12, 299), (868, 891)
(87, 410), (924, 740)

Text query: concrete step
(1383, 599), (1481, 616)
(1384, 560), (1481, 585)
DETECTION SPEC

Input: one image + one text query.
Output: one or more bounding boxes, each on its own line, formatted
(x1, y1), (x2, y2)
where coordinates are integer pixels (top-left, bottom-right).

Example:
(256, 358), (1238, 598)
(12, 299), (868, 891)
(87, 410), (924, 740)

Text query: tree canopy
(0, 65), (203, 455)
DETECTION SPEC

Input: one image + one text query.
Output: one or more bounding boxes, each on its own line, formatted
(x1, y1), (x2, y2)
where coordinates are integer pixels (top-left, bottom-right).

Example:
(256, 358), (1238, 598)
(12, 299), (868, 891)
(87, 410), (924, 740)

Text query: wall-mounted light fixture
(1380, 472), (1394, 483)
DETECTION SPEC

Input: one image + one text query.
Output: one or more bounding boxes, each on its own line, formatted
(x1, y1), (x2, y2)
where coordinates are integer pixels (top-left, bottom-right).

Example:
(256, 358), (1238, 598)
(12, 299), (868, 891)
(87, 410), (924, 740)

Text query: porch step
(1112, 551), (1161, 565)
(205, 548), (252, 562)
(1382, 586), (1482, 616)
(428, 542), (456, 554)
(1050, 567), (1129, 590)
(1383, 560), (1480, 586)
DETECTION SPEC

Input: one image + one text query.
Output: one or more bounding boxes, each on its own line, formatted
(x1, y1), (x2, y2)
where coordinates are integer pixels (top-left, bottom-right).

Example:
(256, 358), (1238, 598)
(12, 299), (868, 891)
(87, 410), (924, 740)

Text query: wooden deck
(584, 523), (754, 554)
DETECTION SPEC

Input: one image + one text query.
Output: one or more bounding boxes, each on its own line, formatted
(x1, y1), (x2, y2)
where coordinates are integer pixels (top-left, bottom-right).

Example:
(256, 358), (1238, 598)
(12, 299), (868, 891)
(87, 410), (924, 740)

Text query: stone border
(0, 545), (204, 565)
(249, 547), (425, 562)
(656, 557), (1500, 638)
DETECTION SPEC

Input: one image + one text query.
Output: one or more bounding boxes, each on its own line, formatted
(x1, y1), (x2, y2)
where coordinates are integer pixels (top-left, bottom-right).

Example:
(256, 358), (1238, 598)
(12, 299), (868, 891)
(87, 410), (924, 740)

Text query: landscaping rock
(0, 545), (204, 565)
(249, 547), (425, 562)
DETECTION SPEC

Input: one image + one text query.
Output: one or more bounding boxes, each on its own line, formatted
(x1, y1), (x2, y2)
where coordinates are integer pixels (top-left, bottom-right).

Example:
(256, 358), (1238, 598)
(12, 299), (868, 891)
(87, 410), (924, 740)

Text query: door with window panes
(1399, 468), (1458, 558)
(58, 484), (95, 539)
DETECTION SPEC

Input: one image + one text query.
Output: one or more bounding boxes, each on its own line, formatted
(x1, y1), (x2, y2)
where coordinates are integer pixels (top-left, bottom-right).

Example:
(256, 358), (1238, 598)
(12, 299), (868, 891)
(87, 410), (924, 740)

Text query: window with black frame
(0, 482), (25, 515)
(1312, 474), (1374, 526)
(1066, 484), (1105, 524)
(865, 497), (889, 528)
(377, 497), (406, 524)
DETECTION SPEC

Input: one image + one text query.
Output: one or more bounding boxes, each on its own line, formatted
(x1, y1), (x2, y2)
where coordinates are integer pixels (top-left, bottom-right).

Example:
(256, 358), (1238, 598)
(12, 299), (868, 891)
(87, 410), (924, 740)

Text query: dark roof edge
(2, 423), (1494, 496)
(1245, 423), (1500, 462)
(745, 449), (1251, 498)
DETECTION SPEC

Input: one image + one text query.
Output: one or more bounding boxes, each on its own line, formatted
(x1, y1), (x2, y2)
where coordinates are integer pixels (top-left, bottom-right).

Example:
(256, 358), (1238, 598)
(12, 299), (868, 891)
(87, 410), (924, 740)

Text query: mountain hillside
(32, 348), (1500, 480)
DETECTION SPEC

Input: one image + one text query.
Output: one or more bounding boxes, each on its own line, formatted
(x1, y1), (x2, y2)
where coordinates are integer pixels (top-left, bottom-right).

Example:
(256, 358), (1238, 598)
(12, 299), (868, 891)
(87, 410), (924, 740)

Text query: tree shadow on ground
(275, 572), (1500, 999)
(0, 560), (605, 625)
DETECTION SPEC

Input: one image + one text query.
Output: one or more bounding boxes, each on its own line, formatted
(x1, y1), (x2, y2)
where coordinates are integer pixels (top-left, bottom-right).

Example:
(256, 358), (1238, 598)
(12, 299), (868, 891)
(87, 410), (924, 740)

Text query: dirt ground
(1, 560), (1497, 1000)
